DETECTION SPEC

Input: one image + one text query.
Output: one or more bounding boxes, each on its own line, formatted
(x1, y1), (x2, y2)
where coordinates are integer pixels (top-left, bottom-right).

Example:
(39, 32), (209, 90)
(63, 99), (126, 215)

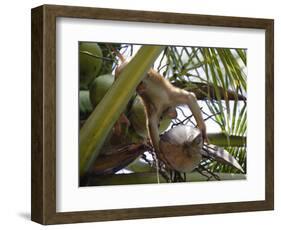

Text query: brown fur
(113, 50), (207, 167)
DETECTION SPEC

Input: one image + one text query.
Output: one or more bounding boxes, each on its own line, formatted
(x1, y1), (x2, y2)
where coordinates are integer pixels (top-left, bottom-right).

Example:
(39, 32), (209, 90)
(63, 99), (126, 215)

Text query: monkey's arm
(175, 90), (208, 142)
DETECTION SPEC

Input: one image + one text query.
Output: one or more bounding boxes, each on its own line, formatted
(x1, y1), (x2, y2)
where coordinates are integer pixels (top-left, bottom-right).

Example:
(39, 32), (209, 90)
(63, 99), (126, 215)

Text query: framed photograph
(31, 4), (274, 224)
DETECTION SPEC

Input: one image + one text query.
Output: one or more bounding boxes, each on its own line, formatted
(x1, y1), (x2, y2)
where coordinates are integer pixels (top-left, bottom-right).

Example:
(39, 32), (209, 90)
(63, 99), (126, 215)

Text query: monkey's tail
(106, 44), (126, 63)
(114, 49), (126, 63)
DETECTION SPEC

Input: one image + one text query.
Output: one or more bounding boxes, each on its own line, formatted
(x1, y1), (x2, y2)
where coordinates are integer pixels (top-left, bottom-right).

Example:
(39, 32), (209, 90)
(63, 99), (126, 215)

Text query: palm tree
(79, 43), (247, 186)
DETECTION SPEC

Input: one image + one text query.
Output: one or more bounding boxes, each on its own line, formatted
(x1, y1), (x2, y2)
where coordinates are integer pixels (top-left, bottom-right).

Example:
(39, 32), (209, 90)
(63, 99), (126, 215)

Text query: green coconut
(79, 42), (103, 90)
(79, 90), (93, 120)
(129, 96), (172, 138)
(89, 74), (114, 108)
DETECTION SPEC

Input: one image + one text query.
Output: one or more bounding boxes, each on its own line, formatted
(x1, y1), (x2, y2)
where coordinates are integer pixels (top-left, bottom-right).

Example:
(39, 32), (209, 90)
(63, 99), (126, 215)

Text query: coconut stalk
(182, 82), (246, 100)
(207, 133), (246, 147)
(91, 172), (246, 186)
(80, 45), (164, 176)
(91, 172), (166, 185)
(126, 158), (156, 173)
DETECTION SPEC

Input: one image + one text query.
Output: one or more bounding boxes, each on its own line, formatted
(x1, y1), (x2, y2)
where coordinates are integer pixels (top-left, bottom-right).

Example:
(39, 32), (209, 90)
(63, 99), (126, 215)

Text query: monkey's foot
(113, 113), (131, 136)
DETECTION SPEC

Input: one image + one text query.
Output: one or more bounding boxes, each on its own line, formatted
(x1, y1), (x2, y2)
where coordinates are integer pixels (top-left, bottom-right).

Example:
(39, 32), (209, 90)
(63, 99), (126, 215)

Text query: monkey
(113, 48), (208, 169)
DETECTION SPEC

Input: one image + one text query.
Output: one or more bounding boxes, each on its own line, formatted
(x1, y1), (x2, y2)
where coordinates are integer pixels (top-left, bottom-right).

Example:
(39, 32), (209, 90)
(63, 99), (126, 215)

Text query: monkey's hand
(198, 123), (209, 144)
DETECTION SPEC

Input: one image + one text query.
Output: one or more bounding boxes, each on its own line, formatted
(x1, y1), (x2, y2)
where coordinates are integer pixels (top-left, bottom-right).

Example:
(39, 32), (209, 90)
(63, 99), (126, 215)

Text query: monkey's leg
(146, 113), (162, 183)
(147, 113), (160, 153)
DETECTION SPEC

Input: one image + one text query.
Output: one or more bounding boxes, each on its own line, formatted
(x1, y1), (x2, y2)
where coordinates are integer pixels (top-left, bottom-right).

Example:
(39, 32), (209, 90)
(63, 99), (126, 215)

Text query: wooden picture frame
(31, 4), (274, 225)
